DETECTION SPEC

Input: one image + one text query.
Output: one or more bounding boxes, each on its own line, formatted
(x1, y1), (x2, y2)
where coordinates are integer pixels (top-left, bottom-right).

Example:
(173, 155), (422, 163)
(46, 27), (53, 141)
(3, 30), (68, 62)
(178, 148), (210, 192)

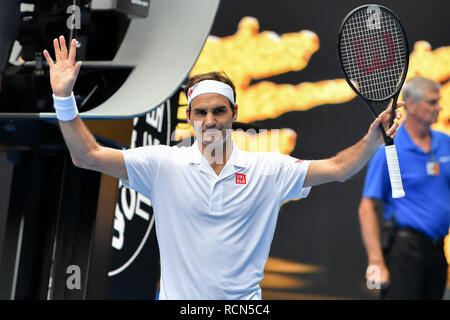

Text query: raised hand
(367, 101), (404, 146)
(43, 36), (82, 97)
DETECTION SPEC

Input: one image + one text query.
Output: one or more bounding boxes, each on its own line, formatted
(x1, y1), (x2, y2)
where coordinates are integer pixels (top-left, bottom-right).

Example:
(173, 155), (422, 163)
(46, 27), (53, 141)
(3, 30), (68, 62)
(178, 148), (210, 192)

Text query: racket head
(337, 4), (409, 102)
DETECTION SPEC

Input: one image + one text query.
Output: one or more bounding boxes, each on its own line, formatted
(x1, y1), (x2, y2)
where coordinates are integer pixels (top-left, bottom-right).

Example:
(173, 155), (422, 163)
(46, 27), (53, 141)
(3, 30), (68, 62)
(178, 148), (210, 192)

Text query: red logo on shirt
(295, 158), (305, 163)
(235, 173), (246, 184)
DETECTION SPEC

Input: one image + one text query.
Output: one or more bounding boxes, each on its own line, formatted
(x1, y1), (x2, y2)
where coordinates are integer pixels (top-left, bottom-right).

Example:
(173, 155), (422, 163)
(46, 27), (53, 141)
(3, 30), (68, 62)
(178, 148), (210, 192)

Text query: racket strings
(339, 8), (408, 100)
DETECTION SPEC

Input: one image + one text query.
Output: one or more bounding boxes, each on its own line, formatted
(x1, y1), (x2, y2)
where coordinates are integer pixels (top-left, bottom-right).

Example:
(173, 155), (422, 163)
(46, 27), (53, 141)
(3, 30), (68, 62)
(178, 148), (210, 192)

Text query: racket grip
(385, 144), (405, 198)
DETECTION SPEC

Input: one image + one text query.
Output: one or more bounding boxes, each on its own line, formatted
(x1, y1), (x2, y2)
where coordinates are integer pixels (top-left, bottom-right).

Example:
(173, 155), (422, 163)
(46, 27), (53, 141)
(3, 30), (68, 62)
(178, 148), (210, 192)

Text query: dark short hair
(186, 71), (236, 111)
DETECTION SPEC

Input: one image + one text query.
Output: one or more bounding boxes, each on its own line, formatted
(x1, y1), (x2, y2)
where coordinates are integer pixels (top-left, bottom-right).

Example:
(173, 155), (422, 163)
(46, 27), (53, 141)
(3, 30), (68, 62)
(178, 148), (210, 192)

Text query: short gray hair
(402, 76), (441, 102)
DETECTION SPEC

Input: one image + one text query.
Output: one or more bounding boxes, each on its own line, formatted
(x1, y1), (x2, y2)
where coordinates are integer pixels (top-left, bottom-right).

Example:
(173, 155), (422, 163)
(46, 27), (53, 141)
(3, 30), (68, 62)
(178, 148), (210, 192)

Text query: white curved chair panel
(40, 0), (219, 119)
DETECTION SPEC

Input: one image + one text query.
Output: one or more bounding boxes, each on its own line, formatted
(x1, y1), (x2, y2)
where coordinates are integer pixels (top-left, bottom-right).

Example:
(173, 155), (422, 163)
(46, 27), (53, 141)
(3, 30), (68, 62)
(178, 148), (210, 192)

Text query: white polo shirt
(121, 140), (311, 300)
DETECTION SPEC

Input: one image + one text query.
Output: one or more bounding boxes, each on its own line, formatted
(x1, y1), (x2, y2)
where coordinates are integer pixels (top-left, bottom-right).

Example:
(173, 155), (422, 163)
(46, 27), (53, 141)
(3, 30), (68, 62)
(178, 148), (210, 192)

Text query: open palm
(43, 36), (82, 98)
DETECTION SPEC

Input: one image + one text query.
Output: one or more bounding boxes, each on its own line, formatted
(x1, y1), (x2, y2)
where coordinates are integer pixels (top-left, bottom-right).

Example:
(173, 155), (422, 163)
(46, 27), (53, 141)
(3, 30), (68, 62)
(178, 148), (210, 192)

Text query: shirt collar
(189, 139), (247, 169)
(396, 124), (440, 154)
(395, 125), (415, 151)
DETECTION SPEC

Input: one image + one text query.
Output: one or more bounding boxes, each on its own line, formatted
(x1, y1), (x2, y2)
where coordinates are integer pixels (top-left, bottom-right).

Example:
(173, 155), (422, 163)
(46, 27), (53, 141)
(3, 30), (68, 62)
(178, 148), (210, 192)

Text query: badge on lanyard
(426, 161), (440, 176)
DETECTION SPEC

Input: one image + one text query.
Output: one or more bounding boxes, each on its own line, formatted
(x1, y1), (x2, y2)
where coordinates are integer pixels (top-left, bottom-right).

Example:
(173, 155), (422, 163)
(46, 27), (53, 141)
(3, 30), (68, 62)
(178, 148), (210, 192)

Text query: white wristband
(53, 92), (79, 121)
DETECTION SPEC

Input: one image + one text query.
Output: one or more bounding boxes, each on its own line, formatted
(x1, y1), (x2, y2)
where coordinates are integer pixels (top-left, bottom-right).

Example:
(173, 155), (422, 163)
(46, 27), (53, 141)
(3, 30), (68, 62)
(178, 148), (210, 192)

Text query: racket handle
(385, 144), (405, 198)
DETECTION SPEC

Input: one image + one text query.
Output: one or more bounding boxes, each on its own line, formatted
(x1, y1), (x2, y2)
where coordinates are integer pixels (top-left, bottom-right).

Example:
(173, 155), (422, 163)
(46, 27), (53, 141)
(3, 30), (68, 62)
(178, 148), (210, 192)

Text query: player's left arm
(303, 104), (402, 187)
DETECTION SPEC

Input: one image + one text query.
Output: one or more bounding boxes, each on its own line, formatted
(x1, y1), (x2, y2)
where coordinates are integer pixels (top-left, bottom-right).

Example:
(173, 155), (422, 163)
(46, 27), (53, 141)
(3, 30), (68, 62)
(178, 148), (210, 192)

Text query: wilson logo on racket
(352, 33), (396, 74)
(235, 173), (247, 184)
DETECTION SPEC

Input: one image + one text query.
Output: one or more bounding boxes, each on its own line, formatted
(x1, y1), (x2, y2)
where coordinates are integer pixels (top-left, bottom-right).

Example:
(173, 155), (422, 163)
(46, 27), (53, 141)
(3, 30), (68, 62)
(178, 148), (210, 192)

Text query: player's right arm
(44, 36), (128, 181)
(358, 197), (390, 287)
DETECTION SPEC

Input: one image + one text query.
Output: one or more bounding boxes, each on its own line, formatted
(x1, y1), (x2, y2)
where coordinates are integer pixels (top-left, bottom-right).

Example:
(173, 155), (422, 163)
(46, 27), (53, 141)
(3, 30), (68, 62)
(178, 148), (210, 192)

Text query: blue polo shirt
(362, 125), (450, 239)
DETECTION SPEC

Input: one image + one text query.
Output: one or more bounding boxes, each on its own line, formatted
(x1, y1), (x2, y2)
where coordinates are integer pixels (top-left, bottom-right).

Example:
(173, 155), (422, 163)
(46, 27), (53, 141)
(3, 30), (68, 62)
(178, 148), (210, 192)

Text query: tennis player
(44, 36), (401, 299)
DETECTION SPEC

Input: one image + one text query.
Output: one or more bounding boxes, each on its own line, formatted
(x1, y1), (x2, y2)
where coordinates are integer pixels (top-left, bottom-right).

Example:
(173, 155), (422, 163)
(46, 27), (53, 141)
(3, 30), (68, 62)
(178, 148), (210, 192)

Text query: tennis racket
(337, 4), (409, 198)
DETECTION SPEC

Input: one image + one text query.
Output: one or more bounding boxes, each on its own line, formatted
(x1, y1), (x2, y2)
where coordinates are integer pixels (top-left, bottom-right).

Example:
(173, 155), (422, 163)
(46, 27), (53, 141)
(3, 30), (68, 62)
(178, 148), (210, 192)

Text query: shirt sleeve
(273, 153), (312, 203)
(362, 145), (390, 202)
(120, 145), (169, 199)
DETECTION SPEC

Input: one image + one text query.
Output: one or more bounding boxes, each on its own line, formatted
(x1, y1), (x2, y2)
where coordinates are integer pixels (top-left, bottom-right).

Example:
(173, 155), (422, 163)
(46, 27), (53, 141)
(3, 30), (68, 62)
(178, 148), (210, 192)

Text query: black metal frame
(0, 121), (122, 299)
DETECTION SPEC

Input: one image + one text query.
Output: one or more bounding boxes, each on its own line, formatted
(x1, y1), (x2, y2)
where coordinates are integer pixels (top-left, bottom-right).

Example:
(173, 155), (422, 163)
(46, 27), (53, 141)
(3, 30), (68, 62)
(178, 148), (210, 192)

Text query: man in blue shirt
(359, 76), (450, 299)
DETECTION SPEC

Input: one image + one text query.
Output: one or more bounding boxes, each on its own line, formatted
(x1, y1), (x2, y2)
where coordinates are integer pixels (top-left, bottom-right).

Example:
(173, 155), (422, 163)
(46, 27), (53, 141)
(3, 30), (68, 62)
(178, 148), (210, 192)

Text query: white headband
(187, 80), (235, 106)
